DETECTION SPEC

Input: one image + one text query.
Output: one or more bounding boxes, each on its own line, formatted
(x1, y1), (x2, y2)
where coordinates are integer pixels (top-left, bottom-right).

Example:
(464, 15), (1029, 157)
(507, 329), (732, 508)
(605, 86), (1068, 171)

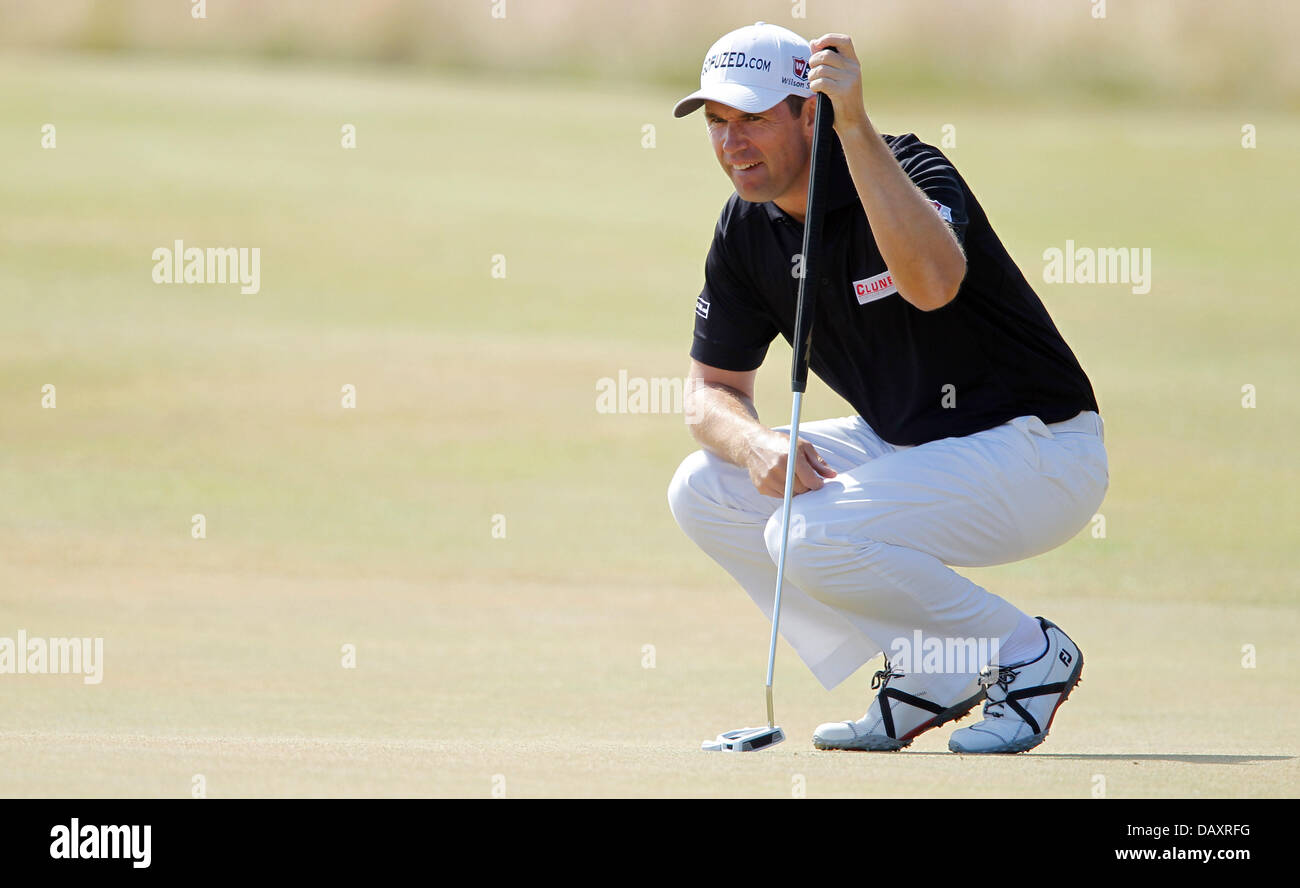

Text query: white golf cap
(673, 22), (814, 118)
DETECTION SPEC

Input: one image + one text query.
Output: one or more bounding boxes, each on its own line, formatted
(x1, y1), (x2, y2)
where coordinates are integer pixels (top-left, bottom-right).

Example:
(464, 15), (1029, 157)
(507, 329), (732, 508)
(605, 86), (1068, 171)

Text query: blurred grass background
(3, 0), (1300, 107)
(0, 1), (1296, 797)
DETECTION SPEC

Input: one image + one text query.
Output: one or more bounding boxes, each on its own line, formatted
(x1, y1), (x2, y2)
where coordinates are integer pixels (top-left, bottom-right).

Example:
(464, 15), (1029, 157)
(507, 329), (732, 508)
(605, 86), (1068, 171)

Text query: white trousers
(667, 410), (1108, 692)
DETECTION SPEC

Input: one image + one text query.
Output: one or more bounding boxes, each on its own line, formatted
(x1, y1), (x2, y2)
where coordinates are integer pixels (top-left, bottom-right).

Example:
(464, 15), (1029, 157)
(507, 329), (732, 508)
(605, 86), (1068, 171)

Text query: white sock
(997, 612), (1048, 666)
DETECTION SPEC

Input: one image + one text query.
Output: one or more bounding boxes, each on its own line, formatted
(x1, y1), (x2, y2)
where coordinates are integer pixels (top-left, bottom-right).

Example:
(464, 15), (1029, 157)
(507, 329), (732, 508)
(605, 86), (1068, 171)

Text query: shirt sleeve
(688, 216), (778, 372)
(892, 136), (970, 246)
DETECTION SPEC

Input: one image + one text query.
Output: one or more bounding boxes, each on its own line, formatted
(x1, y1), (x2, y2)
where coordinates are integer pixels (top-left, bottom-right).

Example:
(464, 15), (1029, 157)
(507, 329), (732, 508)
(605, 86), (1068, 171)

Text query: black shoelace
(978, 665), (1019, 718)
(871, 660), (904, 690)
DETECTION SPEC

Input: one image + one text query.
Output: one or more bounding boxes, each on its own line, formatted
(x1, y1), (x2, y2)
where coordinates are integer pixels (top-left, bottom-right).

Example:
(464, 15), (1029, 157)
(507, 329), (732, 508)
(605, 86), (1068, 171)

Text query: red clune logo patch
(853, 270), (898, 305)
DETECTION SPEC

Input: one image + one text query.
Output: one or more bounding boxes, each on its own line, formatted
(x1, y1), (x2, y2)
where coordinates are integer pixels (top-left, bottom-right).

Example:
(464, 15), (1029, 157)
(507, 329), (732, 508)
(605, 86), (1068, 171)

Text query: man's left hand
(808, 34), (868, 133)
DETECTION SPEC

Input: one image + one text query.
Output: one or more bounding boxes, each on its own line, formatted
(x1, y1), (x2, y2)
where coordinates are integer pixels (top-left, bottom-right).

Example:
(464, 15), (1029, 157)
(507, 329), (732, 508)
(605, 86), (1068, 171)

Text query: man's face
(704, 98), (813, 207)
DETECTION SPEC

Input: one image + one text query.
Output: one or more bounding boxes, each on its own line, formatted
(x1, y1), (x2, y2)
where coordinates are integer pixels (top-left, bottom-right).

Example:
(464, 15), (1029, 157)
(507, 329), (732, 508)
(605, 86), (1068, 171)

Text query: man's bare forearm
(686, 382), (769, 469)
(804, 34), (967, 312)
(838, 121), (966, 311)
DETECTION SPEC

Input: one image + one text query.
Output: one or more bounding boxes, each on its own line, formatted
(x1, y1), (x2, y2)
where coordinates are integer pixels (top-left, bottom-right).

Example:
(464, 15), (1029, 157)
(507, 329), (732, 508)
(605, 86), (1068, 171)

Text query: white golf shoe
(813, 661), (984, 751)
(948, 617), (1084, 754)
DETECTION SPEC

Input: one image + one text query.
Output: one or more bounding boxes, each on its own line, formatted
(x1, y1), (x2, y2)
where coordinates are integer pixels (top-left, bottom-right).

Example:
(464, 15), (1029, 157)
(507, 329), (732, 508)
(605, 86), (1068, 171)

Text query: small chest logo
(929, 200), (954, 223)
(853, 270), (897, 305)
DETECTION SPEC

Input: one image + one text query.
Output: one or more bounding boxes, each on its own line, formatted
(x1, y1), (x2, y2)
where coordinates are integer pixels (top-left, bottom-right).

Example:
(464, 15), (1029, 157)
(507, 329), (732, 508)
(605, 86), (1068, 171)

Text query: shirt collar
(761, 131), (857, 224)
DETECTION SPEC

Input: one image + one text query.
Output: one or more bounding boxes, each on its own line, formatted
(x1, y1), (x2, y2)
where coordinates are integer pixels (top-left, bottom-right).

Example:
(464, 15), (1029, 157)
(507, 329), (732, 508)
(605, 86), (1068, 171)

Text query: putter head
(700, 726), (786, 752)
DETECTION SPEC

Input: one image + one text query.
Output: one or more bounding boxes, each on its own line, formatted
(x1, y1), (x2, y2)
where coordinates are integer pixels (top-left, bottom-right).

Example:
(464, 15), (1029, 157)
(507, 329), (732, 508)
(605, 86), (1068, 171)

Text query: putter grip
(790, 76), (836, 393)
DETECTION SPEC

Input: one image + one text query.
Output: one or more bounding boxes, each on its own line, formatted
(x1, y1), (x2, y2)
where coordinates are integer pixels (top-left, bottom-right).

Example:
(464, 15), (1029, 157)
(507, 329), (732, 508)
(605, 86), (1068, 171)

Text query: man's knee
(762, 503), (827, 578)
(763, 504), (891, 598)
(666, 449), (715, 534)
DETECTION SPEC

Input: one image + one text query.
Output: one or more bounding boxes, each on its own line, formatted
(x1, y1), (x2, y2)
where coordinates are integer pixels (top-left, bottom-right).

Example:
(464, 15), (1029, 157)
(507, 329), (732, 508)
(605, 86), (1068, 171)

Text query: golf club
(702, 69), (836, 753)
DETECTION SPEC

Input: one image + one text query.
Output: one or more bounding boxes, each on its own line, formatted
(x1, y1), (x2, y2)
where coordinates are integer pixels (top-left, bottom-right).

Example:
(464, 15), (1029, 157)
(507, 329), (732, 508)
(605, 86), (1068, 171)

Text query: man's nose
(720, 123), (749, 153)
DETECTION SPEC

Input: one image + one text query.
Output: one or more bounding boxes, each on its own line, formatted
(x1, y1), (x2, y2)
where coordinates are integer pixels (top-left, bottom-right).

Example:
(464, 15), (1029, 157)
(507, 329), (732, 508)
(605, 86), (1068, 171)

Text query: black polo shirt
(690, 131), (1100, 446)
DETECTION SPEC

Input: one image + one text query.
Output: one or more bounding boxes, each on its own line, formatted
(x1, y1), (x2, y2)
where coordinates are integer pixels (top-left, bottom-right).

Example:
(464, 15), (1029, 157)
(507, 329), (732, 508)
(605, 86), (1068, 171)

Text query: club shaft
(764, 390), (804, 727)
(790, 74), (836, 394)
(763, 85), (835, 730)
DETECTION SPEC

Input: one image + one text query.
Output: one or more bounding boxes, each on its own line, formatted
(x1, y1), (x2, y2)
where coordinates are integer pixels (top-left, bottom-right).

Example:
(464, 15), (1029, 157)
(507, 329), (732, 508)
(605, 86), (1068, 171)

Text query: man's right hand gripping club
(685, 363), (837, 499)
(744, 428), (836, 498)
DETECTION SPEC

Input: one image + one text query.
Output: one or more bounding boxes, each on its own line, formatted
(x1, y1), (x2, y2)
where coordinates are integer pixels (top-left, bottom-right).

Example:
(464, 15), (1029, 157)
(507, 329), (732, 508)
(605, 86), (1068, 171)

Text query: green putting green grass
(0, 52), (1295, 797)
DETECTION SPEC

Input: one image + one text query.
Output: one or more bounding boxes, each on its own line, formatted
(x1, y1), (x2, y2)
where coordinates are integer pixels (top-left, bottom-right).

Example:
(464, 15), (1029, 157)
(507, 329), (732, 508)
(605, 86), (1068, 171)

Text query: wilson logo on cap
(792, 57), (808, 80)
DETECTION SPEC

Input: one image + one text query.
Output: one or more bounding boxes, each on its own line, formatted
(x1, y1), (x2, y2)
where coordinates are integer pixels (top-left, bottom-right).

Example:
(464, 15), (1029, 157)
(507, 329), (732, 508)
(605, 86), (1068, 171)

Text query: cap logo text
(702, 52), (773, 75)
